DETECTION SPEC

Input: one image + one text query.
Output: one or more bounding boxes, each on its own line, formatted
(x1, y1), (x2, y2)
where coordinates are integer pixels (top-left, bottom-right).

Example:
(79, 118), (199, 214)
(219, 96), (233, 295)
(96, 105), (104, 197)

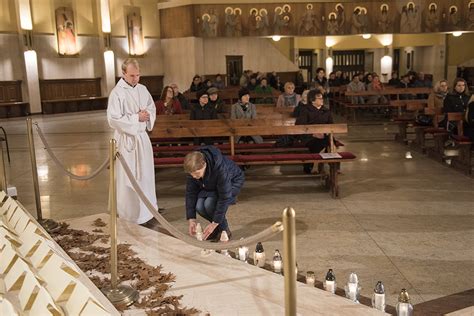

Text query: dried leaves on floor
(51, 219), (200, 315)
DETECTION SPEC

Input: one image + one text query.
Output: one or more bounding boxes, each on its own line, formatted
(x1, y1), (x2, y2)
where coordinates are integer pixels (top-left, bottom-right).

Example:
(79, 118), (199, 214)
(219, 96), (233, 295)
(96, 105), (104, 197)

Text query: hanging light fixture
(254, 242), (266, 267)
(324, 269), (336, 294)
(452, 31), (463, 37)
(372, 281), (386, 311)
(396, 289), (414, 316)
(362, 34), (372, 39)
(272, 35), (281, 41)
(344, 272), (361, 303)
(272, 249), (282, 273)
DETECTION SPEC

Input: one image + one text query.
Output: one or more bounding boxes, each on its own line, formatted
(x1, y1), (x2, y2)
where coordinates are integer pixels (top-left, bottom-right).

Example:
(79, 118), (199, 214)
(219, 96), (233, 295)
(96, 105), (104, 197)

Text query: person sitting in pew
(276, 82), (301, 107)
(465, 95), (474, 141)
(347, 74), (366, 104)
(185, 146), (245, 241)
(170, 83), (190, 111)
(397, 74), (414, 100)
(207, 87), (225, 114)
(367, 75), (388, 104)
(213, 74), (226, 90)
(155, 85), (183, 115)
(296, 89), (334, 174)
(254, 77), (274, 104)
(442, 78), (470, 134)
(189, 75), (204, 92)
(190, 89), (218, 145)
(231, 88), (263, 144)
(293, 89), (310, 118)
(427, 80), (448, 114)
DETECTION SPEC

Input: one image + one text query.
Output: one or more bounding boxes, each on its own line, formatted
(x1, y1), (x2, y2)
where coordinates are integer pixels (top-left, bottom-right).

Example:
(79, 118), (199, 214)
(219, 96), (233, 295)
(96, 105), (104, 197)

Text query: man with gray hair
(107, 58), (159, 230)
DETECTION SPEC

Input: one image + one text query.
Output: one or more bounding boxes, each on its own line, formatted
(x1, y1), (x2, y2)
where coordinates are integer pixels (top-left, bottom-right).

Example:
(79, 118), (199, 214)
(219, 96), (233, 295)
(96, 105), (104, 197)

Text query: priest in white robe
(107, 58), (158, 229)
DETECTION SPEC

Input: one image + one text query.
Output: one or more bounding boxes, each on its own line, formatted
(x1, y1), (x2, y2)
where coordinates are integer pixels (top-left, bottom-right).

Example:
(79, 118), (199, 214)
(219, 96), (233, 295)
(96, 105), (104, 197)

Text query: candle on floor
(254, 242), (265, 268)
(344, 272), (360, 303)
(219, 230), (231, 257)
(372, 281), (385, 311)
(238, 240), (249, 262)
(396, 289), (413, 316)
(195, 223), (203, 241)
(306, 271), (315, 286)
(272, 249), (282, 273)
(324, 269), (336, 294)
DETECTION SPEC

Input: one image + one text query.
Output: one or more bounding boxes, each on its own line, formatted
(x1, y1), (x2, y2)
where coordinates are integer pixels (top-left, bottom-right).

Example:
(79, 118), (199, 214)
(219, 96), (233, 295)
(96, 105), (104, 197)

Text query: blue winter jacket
(185, 146), (245, 226)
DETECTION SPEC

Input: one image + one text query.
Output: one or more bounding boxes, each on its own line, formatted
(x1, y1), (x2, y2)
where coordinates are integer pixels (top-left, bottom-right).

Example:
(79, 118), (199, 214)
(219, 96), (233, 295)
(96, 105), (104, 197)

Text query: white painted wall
(0, 34), (24, 80)
(203, 37), (299, 74)
(112, 37), (163, 77)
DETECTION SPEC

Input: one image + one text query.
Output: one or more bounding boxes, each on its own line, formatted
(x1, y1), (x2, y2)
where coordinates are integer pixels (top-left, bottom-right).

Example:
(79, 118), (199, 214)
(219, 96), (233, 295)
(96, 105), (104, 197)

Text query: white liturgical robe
(107, 78), (158, 224)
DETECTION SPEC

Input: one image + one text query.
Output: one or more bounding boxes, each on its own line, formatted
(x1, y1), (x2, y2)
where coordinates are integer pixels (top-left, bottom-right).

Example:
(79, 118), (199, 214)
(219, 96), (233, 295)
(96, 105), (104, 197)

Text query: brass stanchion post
(283, 207), (296, 316)
(0, 141), (7, 192)
(102, 139), (139, 306)
(26, 118), (59, 232)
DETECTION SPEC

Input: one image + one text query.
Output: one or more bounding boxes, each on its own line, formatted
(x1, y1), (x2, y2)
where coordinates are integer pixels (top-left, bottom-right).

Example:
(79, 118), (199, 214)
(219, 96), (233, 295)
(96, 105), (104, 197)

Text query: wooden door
(226, 55), (243, 86)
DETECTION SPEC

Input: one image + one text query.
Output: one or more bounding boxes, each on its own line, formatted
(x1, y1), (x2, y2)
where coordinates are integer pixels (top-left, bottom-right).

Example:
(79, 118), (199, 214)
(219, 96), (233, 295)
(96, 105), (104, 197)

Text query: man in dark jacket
(170, 83), (190, 110)
(184, 146), (245, 241)
(296, 89), (334, 174)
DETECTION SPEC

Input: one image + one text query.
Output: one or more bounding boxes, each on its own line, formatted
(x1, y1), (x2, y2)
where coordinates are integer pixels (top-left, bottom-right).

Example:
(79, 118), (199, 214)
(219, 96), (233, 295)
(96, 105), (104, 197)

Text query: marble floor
(1, 111), (473, 313)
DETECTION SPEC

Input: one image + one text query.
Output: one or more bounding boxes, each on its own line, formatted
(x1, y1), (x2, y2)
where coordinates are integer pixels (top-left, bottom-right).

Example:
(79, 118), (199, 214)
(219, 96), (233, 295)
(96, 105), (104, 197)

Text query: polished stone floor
(1, 111), (473, 312)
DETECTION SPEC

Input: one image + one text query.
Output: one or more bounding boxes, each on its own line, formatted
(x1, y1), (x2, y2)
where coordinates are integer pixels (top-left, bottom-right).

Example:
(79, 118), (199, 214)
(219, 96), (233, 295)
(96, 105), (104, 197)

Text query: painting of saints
(234, 8), (243, 37)
(55, 7), (77, 55)
(424, 3), (440, 32)
(281, 4), (293, 31)
(299, 3), (318, 35)
(208, 9), (218, 37)
(257, 9), (270, 36)
(225, 7), (235, 37)
(468, 2), (474, 30)
(248, 8), (258, 36)
(327, 12), (339, 35)
(127, 12), (144, 55)
(406, 2), (421, 33)
(202, 14), (212, 37)
(273, 7), (285, 35)
(378, 4), (392, 33)
(351, 7), (362, 34)
(335, 3), (345, 34)
(447, 6), (460, 30)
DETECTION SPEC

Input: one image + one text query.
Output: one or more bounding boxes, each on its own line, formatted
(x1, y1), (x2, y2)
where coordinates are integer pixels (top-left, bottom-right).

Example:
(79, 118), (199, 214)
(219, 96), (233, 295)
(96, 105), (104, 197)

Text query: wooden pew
(337, 87), (431, 121)
(0, 81), (29, 117)
(150, 123), (354, 198)
(392, 100), (428, 143)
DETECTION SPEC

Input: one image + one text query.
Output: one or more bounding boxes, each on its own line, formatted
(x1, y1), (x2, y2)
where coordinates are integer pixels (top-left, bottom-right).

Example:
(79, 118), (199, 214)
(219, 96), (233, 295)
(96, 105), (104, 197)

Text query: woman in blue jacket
(184, 146), (245, 241)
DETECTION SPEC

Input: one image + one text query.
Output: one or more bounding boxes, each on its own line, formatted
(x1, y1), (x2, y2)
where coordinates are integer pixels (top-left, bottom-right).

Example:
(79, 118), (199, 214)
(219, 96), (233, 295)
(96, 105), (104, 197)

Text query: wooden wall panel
(0, 81), (22, 103)
(160, 5), (195, 39)
(39, 78), (101, 101)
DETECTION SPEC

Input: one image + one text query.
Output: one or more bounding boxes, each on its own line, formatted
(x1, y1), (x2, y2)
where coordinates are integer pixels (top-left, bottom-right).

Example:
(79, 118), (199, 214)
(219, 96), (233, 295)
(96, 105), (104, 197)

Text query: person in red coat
(155, 85), (183, 115)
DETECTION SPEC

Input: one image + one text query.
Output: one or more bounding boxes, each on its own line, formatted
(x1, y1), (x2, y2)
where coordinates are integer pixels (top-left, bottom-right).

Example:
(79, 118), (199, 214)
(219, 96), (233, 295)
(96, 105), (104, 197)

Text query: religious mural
(193, 0), (473, 38)
(55, 7), (77, 56)
(127, 11), (145, 56)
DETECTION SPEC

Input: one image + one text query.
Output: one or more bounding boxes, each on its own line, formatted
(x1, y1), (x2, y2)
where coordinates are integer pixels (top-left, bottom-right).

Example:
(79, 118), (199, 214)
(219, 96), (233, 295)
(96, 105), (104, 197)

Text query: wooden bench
(337, 88), (431, 121)
(40, 78), (108, 114)
(0, 81), (29, 117)
(392, 100), (428, 143)
(150, 123), (355, 198)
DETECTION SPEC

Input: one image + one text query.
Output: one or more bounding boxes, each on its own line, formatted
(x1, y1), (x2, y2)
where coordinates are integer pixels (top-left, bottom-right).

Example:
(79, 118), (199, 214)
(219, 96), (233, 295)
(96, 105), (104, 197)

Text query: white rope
(116, 153), (283, 251)
(34, 123), (109, 180)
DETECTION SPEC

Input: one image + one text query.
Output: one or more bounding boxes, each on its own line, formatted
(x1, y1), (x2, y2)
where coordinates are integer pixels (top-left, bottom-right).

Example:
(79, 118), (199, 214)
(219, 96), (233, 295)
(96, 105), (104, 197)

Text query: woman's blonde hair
(433, 79), (448, 93)
(183, 151), (206, 173)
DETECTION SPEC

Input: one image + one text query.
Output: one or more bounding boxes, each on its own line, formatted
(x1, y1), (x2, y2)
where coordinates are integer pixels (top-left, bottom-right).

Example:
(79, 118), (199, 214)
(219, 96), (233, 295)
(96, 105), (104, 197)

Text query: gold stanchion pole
(0, 141), (7, 192)
(283, 207), (296, 316)
(102, 139), (139, 306)
(26, 118), (59, 232)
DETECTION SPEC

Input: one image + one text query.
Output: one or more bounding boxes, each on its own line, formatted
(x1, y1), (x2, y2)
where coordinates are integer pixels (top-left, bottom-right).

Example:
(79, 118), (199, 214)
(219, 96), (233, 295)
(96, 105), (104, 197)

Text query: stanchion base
(102, 284), (139, 307)
(39, 218), (60, 233)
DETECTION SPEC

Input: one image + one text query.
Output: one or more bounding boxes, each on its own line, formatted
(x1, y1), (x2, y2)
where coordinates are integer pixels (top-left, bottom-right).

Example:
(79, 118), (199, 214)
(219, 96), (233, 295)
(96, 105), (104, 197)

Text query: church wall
(0, 34), (24, 80)
(110, 0), (160, 37)
(0, 0), (18, 32)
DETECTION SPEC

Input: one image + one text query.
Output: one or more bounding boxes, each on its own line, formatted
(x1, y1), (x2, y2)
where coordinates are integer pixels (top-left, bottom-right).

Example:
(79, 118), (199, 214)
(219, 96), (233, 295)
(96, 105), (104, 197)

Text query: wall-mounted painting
(127, 11), (145, 56)
(55, 7), (77, 56)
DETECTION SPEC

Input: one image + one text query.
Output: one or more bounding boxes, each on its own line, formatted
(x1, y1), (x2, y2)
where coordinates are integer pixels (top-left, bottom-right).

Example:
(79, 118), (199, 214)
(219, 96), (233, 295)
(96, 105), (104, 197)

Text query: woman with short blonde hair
(276, 81), (301, 107)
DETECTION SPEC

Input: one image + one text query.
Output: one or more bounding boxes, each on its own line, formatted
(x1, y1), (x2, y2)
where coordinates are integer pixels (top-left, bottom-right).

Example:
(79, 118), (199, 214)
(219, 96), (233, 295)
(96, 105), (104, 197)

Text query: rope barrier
(34, 123), (109, 181)
(116, 153), (283, 251)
